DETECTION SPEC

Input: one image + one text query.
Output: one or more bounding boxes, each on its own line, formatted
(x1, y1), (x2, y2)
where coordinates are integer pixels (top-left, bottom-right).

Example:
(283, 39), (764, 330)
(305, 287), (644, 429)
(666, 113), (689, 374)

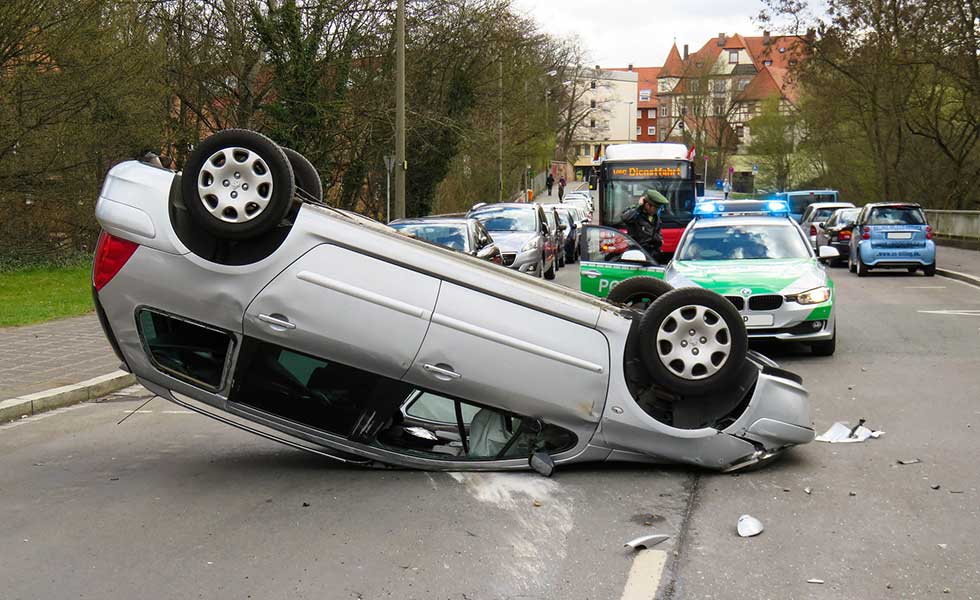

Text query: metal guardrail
(924, 210), (980, 240)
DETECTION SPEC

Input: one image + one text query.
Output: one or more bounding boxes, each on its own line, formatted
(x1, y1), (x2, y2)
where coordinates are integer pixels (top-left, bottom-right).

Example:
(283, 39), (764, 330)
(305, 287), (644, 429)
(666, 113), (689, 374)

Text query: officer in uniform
(620, 189), (670, 257)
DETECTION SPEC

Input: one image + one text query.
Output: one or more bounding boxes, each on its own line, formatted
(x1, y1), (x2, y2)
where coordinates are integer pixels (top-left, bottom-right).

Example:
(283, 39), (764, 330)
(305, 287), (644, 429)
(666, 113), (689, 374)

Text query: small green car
(579, 200), (838, 356)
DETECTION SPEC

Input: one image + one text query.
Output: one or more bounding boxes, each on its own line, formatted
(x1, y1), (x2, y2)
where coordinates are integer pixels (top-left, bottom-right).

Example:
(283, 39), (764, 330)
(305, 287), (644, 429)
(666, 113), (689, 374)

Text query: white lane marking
(122, 410), (154, 414)
(161, 410), (195, 414)
(918, 309), (980, 317)
(620, 549), (668, 600)
(904, 286), (946, 289)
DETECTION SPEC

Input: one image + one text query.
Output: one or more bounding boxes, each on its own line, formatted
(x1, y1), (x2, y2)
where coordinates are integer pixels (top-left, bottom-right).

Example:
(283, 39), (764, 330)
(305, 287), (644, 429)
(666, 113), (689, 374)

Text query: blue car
(848, 203), (936, 276)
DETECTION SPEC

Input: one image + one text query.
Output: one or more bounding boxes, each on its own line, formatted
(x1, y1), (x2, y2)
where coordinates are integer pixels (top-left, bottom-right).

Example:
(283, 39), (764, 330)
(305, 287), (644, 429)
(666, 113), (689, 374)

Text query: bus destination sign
(608, 163), (689, 179)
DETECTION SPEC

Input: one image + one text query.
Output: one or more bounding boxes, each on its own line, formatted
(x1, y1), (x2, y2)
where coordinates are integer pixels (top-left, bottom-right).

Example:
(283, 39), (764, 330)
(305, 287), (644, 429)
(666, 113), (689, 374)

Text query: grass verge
(0, 265), (93, 327)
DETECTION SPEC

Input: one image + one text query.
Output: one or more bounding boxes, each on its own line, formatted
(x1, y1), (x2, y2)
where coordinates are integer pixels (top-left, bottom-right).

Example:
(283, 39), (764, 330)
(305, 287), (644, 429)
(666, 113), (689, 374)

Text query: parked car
(542, 206), (566, 269)
(799, 202), (856, 249)
(562, 193), (593, 218)
(848, 202), (936, 276)
(468, 203), (557, 280)
(91, 129), (813, 473)
(547, 205), (580, 264)
(389, 217), (501, 264)
(815, 207), (860, 266)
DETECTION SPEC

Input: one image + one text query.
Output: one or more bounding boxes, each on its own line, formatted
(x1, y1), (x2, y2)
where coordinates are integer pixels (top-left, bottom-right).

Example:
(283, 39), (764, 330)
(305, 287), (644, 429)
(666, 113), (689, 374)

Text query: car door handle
(422, 363), (461, 380)
(582, 269), (602, 278)
(258, 313), (296, 330)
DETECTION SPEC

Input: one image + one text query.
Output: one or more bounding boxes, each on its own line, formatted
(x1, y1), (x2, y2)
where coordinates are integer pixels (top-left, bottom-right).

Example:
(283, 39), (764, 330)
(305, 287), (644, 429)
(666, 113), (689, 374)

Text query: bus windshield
(601, 178), (696, 227)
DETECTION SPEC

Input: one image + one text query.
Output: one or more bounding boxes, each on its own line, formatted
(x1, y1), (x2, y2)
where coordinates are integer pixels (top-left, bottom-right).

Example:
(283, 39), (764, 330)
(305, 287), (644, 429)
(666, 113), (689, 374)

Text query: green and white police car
(579, 199), (839, 355)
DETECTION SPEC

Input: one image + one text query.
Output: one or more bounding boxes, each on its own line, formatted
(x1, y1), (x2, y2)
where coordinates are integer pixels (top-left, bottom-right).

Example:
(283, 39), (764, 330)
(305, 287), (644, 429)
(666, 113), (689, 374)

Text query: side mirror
(620, 249), (649, 264)
(818, 246), (840, 261)
(476, 245), (497, 259)
(529, 451), (555, 477)
(819, 222), (828, 230)
(559, 223), (567, 231)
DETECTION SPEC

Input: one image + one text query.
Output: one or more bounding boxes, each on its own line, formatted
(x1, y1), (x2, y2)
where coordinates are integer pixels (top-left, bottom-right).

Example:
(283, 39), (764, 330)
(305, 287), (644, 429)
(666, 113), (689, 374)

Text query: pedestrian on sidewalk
(723, 178), (732, 200)
(546, 173), (555, 196)
(558, 175), (566, 200)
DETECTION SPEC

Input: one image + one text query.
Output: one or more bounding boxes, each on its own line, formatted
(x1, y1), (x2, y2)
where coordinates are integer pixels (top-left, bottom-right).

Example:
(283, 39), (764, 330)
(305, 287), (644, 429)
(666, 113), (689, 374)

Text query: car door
(244, 244), (440, 380)
(403, 281), (610, 434)
(578, 225), (665, 298)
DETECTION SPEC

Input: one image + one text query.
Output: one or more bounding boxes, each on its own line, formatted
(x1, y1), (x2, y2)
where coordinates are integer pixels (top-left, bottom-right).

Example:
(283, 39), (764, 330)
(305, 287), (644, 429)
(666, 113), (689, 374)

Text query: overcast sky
(511, 0), (779, 68)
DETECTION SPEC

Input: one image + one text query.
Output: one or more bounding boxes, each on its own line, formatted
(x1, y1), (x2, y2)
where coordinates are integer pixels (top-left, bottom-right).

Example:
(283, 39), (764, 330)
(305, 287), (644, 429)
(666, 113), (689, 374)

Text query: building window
(647, 109), (655, 119)
(736, 124), (745, 140)
(660, 105), (668, 117)
(689, 79), (700, 92)
(738, 78), (750, 91)
(590, 99), (596, 109)
(590, 118), (595, 128)
(714, 98), (726, 115)
(636, 125), (642, 138)
(660, 127), (667, 139)
(712, 79), (727, 93)
(729, 50), (739, 64)
(789, 59), (798, 67)
(763, 59), (773, 66)
(590, 80), (597, 89)
(647, 125), (655, 136)
(639, 89), (651, 101)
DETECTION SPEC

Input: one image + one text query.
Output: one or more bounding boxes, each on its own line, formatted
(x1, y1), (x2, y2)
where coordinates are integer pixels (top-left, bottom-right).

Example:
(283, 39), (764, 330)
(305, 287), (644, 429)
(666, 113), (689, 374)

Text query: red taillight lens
(93, 231), (139, 291)
(810, 225), (817, 236)
(839, 230), (851, 241)
(862, 226), (870, 240)
(926, 225), (933, 240)
(618, 228), (629, 235)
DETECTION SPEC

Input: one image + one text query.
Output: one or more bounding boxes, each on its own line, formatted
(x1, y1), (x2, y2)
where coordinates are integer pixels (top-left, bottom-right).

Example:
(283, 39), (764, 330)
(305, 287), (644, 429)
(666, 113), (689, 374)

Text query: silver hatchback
(91, 129), (813, 473)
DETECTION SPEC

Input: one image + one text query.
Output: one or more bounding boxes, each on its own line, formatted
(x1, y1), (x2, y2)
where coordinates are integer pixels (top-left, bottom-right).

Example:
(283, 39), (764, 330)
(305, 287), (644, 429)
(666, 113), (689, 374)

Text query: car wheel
(923, 262), (936, 277)
(544, 258), (556, 280)
(810, 329), (836, 356)
(848, 252), (856, 273)
(637, 287), (748, 396)
(558, 250), (565, 269)
(281, 146), (322, 201)
(606, 276), (674, 311)
(182, 129), (295, 240)
(856, 254), (869, 277)
(907, 267), (918, 274)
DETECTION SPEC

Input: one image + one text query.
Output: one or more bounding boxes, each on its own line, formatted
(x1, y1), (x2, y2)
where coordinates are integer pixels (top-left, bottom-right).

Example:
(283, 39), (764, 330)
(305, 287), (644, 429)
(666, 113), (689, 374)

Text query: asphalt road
(2, 263), (979, 599)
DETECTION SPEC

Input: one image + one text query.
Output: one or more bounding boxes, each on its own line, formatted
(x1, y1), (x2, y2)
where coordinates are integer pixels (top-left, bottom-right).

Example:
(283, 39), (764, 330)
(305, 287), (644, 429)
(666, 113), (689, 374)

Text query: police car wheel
(810, 330), (836, 356)
(182, 129), (295, 240)
(606, 276), (673, 311)
(638, 287), (748, 396)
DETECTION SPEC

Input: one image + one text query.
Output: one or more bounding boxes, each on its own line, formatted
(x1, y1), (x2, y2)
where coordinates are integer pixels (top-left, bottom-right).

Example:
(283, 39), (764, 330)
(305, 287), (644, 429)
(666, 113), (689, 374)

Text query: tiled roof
(736, 66), (783, 102)
(608, 66), (661, 107)
(742, 35), (804, 71)
(659, 44), (684, 77)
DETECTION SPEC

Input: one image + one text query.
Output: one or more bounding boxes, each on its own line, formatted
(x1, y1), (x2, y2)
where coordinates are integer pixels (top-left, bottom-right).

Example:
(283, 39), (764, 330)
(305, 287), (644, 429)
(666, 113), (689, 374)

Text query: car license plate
(743, 314), (775, 327)
(886, 232), (913, 239)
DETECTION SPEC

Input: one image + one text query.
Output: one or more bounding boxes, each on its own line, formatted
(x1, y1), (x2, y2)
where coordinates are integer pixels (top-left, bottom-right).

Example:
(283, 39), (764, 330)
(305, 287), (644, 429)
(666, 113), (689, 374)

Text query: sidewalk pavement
(938, 244), (980, 282)
(0, 314), (130, 404)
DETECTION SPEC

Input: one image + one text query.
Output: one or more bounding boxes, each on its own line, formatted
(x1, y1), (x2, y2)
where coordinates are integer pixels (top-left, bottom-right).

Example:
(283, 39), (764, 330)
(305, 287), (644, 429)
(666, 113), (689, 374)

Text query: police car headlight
(521, 237), (541, 252)
(790, 286), (831, 305)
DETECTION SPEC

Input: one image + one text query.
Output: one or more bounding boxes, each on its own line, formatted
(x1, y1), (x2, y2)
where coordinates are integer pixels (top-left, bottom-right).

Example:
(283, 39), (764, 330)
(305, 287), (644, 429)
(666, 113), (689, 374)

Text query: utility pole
(394, 0), (406, 219)
(384, 155), (394, 222)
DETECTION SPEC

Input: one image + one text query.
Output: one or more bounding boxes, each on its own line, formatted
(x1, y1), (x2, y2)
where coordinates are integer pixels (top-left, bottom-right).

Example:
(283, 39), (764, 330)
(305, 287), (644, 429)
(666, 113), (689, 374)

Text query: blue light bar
(693, 199), (790, 218)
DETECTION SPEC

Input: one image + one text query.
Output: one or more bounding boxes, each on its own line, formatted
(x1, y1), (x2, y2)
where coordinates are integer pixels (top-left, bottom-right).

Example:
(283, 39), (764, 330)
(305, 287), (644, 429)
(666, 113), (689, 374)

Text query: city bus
(769, 189), (840, 222)
(595, 143), (697, 257)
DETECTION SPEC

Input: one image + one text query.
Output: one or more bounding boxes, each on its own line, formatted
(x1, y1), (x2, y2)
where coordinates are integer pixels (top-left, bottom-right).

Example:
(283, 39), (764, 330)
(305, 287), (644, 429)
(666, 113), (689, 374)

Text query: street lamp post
(394, 0), (406, 219)
(384, 155), (394, 222)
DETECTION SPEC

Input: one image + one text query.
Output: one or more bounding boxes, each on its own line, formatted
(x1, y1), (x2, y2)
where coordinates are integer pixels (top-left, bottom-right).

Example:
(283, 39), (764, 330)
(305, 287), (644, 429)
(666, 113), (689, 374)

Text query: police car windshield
(678, 224), (810, 260)
(470, 207), (537, 232)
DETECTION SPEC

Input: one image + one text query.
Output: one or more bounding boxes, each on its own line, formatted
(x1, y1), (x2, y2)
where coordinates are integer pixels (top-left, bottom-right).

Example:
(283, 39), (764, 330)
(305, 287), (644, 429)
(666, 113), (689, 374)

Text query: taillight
(926, 225), (933, 240)
(93, 231), (139, 291)
(839, 230), (851, 241)
(618, 228), (629, 235)
(862, 226), (870, 240)
(810, 225), (817, 236)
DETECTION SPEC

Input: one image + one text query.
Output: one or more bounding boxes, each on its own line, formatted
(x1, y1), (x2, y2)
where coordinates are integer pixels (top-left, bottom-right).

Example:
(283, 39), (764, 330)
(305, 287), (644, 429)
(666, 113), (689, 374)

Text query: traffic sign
(752, 164), (759, 173)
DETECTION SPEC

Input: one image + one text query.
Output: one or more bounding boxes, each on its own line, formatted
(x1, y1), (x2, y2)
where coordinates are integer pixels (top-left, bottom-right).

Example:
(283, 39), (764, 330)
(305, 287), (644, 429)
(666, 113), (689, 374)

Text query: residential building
(609, 65), (661, 143)
(570, 67), (639, 180)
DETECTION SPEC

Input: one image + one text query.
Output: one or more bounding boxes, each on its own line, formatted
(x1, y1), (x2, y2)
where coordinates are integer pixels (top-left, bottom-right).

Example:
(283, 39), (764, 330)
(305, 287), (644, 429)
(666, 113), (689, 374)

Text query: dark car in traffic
(815, 207), (859, 266)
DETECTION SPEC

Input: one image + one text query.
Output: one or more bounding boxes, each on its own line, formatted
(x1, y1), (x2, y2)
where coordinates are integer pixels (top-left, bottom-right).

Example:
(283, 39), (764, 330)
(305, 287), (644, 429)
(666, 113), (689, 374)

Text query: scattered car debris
(807, 579), (825, 584)
(815, 420), (884, 443)
(938, 544), (947, 549)
(804, 487), (812, 495)
(532, 499), (542, 507)
(302, 502), (311, 507)
(624, 534), (669, 550)
(737, 515), (764, 537)
(849, 491), (857, 497)
(949, 490), (965, 494)
(931, 484), (941, 490)
(897, 458), (921, 465)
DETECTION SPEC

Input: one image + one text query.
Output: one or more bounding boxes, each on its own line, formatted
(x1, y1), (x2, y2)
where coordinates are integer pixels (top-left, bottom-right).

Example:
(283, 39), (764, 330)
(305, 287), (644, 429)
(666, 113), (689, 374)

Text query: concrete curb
(0, 370), (136, 424)
(938, 268), (980, 289)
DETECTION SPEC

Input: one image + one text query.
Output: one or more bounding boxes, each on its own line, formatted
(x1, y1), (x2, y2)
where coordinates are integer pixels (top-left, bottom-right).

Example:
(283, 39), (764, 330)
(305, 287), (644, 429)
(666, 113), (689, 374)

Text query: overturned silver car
(92, 130), (813, 474)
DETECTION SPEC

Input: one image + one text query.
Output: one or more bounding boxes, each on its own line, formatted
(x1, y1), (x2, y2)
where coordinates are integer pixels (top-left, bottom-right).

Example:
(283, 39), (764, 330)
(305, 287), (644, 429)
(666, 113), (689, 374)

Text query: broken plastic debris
(804, 487), (812, 495)
(897, 458), (921, 465)
(849, 491), (857, 497)
(532, 499), (542, 507)
(931, 484), (941, 490)
(815, 421), (884, 443)
(938, 544), (948, 549)
(624, 534), (669, 550)
(807, 579), (825, 584)
(736, 515), (764, 537)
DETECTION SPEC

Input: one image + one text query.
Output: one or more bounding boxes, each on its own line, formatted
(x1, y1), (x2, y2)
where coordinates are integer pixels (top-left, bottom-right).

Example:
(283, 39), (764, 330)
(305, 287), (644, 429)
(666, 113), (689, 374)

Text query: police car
(579, 200), (839, 355)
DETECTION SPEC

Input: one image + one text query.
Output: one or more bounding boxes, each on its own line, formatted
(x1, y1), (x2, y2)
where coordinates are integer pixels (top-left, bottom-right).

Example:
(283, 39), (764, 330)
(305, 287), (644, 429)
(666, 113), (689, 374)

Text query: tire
(856, 253), (870, 277)
(637, 287), (748, 396)
(606, 276), (674, 311)
(281, 147), (322, 201)
(923, 262), (936, 277)
(558, 247), (565, 268)
(907, 267), (918, 274)
(182, 129), (295, 240)
(810, 329), (836, 356)
(848, 253), (856, 273)
(544, 257), (556, 280)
